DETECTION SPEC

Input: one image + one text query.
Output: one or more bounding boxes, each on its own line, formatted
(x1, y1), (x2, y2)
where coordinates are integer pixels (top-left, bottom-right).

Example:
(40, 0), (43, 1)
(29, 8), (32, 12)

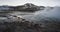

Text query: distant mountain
(0, 3), (45, 12)
(15, 3), (45, 12)
(0, 5), (15, 11)
(0, 5), (9, 11)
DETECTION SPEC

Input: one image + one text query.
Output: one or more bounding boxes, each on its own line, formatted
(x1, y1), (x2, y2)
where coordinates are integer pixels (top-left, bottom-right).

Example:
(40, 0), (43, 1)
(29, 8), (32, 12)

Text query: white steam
(23, 7), (60, 23)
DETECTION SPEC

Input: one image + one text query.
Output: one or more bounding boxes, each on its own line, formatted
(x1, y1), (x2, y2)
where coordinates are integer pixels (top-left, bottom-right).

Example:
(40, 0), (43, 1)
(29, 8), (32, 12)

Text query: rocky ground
(0, 15), (60, 32)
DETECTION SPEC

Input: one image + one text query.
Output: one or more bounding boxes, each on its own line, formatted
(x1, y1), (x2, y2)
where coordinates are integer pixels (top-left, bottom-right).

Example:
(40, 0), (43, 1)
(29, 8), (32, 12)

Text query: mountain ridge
(0, 3), (45, 12)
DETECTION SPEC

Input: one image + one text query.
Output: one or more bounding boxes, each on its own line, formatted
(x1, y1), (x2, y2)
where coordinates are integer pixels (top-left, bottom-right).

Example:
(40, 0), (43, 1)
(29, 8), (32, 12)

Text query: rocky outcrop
(0, 15), (60, 32)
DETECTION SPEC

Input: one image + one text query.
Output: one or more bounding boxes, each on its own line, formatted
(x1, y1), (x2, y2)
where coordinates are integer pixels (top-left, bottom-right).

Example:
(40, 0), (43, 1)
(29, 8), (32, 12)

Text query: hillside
(0, 3), (45, 12)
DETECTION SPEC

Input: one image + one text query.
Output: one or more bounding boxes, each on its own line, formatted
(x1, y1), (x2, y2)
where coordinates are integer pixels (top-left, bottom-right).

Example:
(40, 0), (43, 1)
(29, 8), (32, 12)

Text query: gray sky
(0, 0), (60, 6)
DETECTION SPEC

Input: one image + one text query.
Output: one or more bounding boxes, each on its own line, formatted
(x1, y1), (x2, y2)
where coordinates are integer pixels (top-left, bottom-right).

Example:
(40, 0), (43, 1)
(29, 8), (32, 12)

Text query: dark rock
(0, 15), (60, 32)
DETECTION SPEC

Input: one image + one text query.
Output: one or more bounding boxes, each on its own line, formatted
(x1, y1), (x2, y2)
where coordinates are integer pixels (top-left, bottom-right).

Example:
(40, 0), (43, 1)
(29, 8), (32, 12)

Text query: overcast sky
(0, 0), (60, 6)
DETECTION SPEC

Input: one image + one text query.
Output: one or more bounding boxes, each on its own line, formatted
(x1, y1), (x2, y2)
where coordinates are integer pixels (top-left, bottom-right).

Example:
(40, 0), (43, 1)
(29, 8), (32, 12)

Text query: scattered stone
(0, 15), (60, 32)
